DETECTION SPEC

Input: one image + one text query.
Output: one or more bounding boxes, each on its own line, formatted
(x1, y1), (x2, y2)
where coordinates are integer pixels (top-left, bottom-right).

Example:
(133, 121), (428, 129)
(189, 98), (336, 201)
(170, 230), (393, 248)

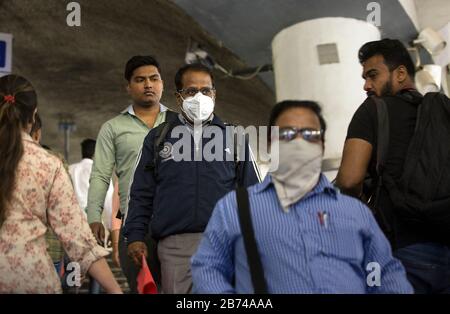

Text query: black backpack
(372, 92), (450, 237)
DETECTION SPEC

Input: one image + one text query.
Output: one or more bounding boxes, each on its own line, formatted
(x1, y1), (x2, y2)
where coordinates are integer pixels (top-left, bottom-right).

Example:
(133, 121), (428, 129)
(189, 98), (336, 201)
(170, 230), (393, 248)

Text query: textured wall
(0, 0), (274, 163)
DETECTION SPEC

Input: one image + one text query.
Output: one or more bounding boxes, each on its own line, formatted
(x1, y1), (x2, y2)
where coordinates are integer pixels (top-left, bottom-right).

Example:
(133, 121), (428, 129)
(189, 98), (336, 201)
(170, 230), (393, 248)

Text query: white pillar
(272, 17), (380, 178)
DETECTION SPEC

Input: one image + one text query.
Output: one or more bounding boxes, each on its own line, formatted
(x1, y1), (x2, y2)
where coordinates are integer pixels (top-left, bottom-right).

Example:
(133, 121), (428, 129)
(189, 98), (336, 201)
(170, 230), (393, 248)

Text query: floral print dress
(0, 133), (109, 293)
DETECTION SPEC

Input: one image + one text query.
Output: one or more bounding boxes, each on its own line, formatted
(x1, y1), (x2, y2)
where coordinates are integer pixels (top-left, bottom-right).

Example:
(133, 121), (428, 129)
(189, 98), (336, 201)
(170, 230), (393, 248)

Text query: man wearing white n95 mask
(191, 100), (412, 294)
(123, 63), (260, 294)
(180, 88), (215, 122)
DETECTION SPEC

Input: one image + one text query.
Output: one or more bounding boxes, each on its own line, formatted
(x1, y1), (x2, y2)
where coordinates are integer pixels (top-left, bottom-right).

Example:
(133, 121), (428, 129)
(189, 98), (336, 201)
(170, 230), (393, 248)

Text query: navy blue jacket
(123, 114), (260, 242)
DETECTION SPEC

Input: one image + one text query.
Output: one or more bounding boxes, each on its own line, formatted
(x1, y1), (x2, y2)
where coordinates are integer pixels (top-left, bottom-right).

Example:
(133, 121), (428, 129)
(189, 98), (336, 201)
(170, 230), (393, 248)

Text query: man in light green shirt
(87, 55), (169, 292)
(86, 104), (167, 224)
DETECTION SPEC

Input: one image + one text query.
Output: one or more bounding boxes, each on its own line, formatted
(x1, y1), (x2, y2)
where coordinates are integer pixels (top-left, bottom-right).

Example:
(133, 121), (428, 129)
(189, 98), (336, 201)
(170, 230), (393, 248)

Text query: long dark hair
(0, 75), (37, 227)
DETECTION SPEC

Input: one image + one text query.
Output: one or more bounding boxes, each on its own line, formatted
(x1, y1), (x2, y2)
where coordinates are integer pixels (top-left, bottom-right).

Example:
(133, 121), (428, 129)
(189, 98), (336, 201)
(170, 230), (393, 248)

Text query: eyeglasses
(178, 87), (215, 97)
(277, 127), (323, 142)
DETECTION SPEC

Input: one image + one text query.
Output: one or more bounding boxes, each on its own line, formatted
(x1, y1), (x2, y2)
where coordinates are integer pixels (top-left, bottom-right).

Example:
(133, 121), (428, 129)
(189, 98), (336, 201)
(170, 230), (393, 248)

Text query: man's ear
(126, 82), (131, 95)
(395, 65), (408, 83)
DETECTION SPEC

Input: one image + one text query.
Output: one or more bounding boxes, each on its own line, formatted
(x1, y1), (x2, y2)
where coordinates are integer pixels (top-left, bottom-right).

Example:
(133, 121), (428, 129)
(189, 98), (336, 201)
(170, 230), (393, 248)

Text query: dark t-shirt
(345, 90), (436, 249)
(347, 90), (421, 181)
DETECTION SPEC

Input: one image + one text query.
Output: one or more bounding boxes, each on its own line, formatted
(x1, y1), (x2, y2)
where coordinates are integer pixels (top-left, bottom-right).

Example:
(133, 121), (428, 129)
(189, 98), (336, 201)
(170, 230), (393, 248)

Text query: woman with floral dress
(0, 74), (122, 293)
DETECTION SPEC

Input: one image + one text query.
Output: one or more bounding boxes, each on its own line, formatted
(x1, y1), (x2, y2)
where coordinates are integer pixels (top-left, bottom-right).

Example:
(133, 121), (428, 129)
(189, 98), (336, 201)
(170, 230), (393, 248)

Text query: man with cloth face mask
(191, 100), (412, 293)
(123, 63), (260, 294)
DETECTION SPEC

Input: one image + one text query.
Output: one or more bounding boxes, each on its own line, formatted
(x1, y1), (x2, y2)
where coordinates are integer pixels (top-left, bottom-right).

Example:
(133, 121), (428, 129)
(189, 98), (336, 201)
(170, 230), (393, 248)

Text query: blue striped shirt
(191, 174), (413, 294)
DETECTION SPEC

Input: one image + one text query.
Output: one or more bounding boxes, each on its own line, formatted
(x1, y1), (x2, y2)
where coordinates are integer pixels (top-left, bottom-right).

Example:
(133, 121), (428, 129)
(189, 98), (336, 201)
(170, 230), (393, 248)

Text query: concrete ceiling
(172, 0), (420, 89)
(414, 0), (450, 31)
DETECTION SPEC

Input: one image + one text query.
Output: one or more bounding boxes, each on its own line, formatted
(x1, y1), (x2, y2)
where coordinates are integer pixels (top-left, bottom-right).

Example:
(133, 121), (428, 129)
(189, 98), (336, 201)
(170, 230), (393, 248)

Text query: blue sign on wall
(0, 40), (6, 68)
(0, 33), (12, 73)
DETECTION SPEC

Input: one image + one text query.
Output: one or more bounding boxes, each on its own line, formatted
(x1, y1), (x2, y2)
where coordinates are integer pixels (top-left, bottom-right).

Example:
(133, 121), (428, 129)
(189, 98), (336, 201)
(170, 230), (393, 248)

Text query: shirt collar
(179, 113), (226, 129)
(211, 115), (226, 129)
(253, 174), (273, 194)
(254, 173), (338, 200)
(121, 103), (168, 116)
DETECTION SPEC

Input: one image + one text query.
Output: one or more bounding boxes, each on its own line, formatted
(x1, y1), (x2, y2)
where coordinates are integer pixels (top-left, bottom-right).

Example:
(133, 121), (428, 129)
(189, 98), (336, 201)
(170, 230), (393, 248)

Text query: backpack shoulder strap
(146, 110), (179, 178)
(154, 111), (178, 151)
(164, 110), (179, 124)
(371, 96), (390, 175)
(369, 96), (392, 234)
(236, 187), (268, 294)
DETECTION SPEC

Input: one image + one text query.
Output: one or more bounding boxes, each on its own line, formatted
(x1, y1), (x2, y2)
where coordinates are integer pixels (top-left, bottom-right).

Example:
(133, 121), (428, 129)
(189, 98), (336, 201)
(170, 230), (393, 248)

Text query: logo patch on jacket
(159, 142), (173, 161)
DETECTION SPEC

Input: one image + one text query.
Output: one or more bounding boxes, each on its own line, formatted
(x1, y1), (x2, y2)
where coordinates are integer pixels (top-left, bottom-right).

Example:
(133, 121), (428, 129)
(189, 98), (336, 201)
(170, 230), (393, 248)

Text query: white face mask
(181, 92), (215, 123)
(270, 138), (323, 211)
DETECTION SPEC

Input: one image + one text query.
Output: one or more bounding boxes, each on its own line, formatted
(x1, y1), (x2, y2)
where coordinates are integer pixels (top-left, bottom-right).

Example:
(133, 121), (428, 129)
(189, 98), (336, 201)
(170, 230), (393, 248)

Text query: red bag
(137, 255), (157, 294)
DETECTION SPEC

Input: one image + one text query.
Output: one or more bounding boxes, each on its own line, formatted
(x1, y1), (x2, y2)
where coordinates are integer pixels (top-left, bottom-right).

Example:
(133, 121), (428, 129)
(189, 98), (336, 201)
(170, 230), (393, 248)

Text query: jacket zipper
(195, 155), (199, 226)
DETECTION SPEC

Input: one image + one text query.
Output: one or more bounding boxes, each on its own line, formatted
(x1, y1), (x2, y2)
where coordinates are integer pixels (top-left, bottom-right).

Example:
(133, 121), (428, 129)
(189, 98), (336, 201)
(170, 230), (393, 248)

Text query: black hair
(174, 63), (215, 91)
(124, 55), (161, 82)
(358, 38), (415, 76)
(269, 100), (327, 140)
(81, 138), (96, 159)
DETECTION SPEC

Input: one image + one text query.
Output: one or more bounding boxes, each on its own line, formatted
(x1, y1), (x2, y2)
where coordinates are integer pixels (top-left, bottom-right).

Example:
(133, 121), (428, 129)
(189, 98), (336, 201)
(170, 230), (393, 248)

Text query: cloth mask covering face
(270, 138), (323, 211)
(181, 92), (215, 123)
